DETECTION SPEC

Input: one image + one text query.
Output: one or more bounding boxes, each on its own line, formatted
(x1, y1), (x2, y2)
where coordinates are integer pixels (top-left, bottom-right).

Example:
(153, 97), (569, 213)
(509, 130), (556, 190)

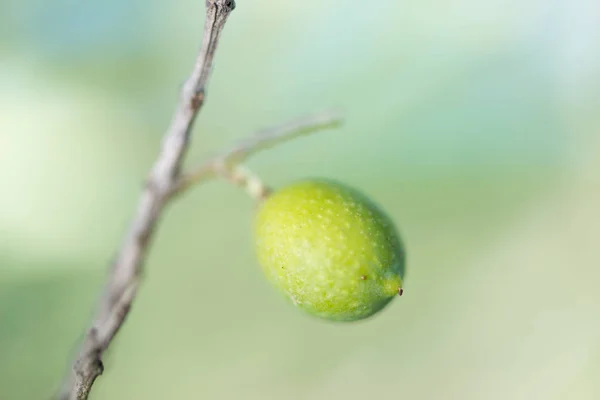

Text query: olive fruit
(254, 178), (405, 322)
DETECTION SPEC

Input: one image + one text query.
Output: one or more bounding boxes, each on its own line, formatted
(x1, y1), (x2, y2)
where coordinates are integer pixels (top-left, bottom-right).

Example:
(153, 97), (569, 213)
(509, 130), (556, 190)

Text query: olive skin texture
(254, 179), (405, 322)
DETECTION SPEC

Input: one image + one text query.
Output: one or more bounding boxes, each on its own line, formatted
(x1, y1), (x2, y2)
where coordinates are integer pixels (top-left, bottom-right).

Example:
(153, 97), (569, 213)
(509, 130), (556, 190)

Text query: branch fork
(58, 1), (342, 399)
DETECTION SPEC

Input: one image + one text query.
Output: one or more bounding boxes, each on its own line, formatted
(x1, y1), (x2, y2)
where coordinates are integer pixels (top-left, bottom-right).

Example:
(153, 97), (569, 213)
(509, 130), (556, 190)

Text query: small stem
(216, 163), (272, 201)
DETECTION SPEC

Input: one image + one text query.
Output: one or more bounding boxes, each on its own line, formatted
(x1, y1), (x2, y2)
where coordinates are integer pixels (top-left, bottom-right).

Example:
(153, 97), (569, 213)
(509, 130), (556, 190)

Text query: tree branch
(58, 1), (236, 399)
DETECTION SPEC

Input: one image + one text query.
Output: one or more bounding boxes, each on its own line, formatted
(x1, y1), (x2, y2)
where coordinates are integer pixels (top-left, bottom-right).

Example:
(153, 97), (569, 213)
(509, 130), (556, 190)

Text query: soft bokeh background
(2, 0), (600, 399)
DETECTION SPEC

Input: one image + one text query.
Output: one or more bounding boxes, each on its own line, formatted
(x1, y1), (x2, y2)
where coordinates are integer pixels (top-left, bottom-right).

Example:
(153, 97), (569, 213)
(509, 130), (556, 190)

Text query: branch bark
(58, 1), (236, 399)
(58, 1), (345, 398)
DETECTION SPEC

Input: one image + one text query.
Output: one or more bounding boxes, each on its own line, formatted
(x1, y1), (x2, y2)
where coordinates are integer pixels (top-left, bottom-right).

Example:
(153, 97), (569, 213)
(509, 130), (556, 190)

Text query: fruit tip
(398, 287), (404, 296)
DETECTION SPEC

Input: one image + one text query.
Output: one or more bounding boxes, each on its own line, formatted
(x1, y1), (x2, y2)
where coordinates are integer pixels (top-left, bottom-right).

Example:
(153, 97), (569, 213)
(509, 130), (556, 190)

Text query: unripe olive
(254, 178), (405, 322)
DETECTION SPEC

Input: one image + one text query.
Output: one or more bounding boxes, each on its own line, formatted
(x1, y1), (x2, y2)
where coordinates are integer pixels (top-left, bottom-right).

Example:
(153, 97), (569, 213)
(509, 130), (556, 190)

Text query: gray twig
(58, 1), (345, 398)
(58, 1), (236, 399)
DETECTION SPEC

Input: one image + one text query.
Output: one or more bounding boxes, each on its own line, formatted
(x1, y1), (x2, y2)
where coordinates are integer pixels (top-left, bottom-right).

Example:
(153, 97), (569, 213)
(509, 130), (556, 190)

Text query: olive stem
(217, 163), (273, 201)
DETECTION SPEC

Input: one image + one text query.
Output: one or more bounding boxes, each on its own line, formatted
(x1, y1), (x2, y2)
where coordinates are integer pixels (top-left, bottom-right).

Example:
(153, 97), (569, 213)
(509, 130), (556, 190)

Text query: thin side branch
(171, 110), (343, 196)
(58, 1), (236, 399)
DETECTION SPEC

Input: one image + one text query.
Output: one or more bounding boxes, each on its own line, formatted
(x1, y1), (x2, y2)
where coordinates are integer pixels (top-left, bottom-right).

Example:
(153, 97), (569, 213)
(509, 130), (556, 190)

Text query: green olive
(254, 178), (405, 322)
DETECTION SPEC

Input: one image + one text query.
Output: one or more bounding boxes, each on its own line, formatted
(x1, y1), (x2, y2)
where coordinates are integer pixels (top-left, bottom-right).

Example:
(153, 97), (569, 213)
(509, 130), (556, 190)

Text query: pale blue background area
(1, 0), (599, 399)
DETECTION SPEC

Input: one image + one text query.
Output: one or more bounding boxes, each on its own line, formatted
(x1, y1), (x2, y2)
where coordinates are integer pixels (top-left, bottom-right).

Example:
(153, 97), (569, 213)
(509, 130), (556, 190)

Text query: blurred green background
(2, 0), (600, 399)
